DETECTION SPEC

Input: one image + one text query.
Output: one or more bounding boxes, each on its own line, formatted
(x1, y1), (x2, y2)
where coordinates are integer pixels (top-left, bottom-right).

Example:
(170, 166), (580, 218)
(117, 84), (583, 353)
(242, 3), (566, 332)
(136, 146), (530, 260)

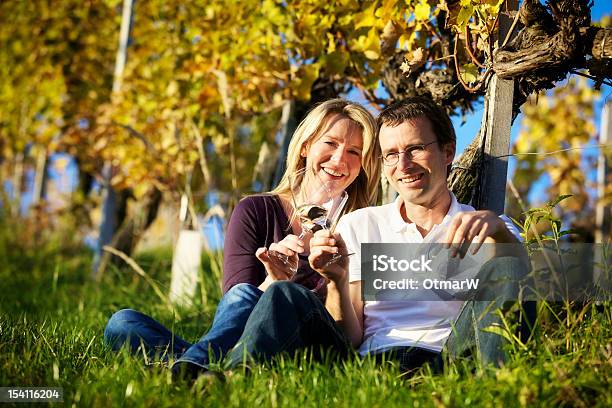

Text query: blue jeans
(105, 258), (527, 371)
(104, 283), (263, 369)
(225, 281), (351, 368)
(225, 256), (527, 370)
(224, 281), (443, 372)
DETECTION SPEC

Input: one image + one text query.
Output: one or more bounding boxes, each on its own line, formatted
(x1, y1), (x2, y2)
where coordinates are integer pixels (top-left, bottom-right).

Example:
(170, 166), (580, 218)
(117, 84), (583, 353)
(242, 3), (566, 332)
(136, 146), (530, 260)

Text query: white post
(169, 194), (203, 306)
(475, 75), (514, 213)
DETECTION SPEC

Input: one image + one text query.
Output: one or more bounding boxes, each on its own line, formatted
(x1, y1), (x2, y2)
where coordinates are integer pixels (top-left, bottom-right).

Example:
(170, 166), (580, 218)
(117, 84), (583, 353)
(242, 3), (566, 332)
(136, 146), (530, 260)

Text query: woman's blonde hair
(271, 98), (381, 212)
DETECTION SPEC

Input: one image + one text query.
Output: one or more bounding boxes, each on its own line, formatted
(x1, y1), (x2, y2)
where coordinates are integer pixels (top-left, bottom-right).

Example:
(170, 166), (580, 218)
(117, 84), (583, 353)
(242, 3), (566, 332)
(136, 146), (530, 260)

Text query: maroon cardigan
(221, 194), (326, 299)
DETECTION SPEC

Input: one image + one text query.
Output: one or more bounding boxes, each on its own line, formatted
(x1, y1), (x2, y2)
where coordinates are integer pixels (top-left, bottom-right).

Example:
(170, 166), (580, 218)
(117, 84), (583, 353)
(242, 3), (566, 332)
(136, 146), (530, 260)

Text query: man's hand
(309, 229), (349, 286)
(256, 234), (304, 281)
(445, 210), (516, 257)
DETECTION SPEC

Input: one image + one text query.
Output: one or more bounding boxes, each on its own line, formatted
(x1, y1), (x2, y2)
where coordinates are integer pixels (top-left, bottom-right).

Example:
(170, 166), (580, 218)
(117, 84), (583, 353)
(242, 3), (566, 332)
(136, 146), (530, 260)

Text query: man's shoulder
(457, 202), (475, 213)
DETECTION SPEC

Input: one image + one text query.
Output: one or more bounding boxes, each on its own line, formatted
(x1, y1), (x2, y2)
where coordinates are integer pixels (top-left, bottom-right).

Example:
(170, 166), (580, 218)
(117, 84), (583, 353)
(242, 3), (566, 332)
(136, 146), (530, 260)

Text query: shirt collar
(391, 191), (461, 233)
(391, 196), (408, 232)
(441, 192), (462, 225)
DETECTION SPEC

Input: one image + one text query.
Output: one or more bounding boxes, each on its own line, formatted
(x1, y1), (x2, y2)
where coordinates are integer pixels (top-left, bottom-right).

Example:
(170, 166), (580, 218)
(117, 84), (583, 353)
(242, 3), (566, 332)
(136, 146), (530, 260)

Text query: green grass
(0, 217), (611, 407)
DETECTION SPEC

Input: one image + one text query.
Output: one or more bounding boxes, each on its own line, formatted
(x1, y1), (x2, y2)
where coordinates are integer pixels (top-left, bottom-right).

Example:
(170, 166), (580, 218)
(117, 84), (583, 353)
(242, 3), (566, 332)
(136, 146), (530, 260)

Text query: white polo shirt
(336, 193), (520, 355)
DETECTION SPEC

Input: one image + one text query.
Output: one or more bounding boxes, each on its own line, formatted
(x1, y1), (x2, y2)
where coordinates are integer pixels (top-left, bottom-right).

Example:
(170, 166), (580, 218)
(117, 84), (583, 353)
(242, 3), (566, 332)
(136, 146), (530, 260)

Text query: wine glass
(270, 167), (349, 275)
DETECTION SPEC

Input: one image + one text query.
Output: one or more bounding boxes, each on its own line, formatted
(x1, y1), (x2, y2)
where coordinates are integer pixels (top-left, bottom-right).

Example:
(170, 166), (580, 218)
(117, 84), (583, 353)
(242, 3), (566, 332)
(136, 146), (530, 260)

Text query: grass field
(1, 217), (611, 407)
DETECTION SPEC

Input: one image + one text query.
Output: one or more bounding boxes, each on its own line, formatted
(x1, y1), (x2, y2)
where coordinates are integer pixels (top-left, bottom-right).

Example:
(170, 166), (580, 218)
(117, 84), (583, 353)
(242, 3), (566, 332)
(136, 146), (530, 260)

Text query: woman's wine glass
(270, 167), (348, 276)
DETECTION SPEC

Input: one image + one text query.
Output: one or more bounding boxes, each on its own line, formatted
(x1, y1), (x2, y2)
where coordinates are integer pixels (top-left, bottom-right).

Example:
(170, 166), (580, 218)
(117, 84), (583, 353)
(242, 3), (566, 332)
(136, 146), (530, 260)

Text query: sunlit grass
(0, 216), (610, 407)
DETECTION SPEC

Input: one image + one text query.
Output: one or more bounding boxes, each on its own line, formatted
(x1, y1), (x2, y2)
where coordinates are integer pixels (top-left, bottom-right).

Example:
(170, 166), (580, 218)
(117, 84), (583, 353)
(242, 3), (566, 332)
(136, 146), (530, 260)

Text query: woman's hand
(256, 234), (304, 281)
(308, 229), (349, 287)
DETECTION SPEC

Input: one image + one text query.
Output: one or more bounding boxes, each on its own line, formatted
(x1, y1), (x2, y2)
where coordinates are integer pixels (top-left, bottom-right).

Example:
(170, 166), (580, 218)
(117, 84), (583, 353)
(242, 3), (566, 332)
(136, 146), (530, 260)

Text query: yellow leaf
(132, 183), (149, 200)
(327, 32), (336, 53)
(414, 0), (431, 21)
(355, 2), (379, 29)
(460, 63), (478, 83)
(483, 0), (505, 7)
(364, 50), (380, 60)
(457, 4), (474, 30)
(293, 63), (320, 100)
(323, 51), (348, 76)
(376, 0), (398, 20)
(364, 27), (381, 60)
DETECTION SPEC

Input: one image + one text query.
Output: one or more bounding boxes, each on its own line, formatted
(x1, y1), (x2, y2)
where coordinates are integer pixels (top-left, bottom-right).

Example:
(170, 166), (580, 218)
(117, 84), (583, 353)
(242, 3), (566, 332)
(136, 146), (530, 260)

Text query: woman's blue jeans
(104, 283), (263, 369)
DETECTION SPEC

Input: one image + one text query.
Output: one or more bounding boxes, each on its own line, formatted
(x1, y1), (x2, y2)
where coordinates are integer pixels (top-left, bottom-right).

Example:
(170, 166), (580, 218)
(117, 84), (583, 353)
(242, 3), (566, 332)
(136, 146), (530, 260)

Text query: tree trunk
(448, 134), (483, 204)
(495, 27), (611, 80)
(271, 100), (297, 189)
(595, 100), (611, 244)
(93, 0), (134, 279)
(95, 186), (162, 281)
(31, 146), (47, 207)
(11, 152), (24, 216)
(253, 141), (278, 192)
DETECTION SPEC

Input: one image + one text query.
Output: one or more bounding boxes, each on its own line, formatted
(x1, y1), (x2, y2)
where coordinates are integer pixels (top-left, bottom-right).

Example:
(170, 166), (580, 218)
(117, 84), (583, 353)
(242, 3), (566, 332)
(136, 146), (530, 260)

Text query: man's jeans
(223, 280), (442, 372)
(104, 283), (263, 368)
(445, 255), (529, 365)
(225, 256), (528, 370)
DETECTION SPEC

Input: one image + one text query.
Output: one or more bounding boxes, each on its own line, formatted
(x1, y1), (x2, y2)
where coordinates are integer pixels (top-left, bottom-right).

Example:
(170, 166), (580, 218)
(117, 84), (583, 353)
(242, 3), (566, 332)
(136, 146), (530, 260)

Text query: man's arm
(309, 230), (364, 347)
(445, 210), (526, 260)
(323, 280), (364, 347)
(446, 210), (519, 251)
(349, 281), (364, 338)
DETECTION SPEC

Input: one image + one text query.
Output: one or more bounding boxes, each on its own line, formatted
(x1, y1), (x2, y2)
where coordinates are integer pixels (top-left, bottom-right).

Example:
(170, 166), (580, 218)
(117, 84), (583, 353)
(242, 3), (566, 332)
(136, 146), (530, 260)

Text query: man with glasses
(222, 97), (523, 373)
(307, 96), (524, 371)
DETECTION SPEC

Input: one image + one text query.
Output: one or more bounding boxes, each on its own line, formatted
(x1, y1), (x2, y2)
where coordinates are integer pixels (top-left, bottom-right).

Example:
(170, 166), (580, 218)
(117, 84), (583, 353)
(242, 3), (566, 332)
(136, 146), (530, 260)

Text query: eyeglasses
(380, 141), (438, 166)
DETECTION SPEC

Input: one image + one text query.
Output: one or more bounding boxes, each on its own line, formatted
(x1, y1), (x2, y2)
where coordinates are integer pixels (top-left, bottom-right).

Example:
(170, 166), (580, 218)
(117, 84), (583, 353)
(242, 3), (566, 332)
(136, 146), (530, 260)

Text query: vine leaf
(460, 62), (479, 83)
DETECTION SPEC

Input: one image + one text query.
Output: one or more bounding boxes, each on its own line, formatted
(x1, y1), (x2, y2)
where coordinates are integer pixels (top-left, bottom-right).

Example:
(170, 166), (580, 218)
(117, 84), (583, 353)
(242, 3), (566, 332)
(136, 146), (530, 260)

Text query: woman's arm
(222, 197), (269, 293)
(349, 281), (364, 339)
(223, 196), (300, 293)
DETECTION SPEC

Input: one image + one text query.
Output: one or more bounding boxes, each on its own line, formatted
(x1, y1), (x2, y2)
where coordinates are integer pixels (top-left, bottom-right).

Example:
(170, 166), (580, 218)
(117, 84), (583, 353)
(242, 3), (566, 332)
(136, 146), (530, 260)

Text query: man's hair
(377, 96), (456, 148)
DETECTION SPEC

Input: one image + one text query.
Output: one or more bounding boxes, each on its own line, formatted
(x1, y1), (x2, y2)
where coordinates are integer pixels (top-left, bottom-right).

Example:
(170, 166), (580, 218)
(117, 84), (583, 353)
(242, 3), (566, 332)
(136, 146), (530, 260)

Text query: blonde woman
(104, 99), (381, 380)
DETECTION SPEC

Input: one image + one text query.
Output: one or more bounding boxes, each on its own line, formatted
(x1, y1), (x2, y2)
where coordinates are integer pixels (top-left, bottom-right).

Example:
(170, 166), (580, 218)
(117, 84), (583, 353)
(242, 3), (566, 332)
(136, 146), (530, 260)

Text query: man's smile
(398, 173), (424, 184)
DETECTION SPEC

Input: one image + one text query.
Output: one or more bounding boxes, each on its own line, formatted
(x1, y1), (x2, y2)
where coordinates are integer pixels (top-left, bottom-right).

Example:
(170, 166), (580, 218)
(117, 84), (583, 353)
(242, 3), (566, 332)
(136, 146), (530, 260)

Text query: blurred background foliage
(0, 0), (609, 252)
(508, 78), (609, 241)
